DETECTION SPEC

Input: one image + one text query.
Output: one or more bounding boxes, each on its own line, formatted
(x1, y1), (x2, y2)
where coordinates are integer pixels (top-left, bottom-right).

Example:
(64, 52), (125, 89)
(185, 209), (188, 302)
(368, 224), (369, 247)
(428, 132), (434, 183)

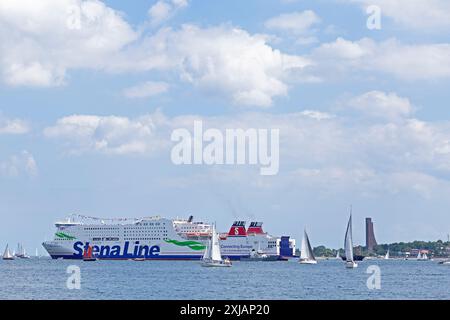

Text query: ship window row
(124, 231), (167, 234)
(85, 227), (119, 230)
(126, 227), (164, 229)
(92, 237), (120, 241)
(124, 237), (165, 241)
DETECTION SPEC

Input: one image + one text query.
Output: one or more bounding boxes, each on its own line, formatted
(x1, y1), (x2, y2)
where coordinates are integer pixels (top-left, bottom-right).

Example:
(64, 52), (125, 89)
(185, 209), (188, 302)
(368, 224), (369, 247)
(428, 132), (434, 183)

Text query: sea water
(0, 258), (449, 300)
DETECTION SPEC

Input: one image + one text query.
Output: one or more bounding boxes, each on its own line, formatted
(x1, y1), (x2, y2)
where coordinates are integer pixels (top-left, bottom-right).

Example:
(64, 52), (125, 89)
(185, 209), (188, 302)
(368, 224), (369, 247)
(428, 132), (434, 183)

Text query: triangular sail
(300, 230), (315, 261)
(344, 215), (354, 262)
(385, 249), (390, 259)
(203, 239), (211, 260)
(300, 232), (308, 260)
(336, 250), (340, 259)
(83, 245), (93, 259)
(210, 224), (222, 261)
(3, 244), (13, 259)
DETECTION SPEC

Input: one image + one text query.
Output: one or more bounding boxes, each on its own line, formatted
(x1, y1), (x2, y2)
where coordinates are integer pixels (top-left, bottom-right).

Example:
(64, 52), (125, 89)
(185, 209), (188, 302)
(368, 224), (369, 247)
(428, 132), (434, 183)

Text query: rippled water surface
(1, 258), (449, 299)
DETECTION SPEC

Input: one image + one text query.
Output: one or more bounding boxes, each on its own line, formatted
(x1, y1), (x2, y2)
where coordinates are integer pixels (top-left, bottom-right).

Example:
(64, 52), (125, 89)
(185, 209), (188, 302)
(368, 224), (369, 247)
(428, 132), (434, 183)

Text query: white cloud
(44, 106), (450, 199)
(133, 25), (311, 107)
(148, 0), (188, 26)
(299, 110), (335, 120)
(123, 81), (169, 99)
(0, 115), (30, 134)
(347, 91), (413, 121)
(312, 37), (450, 80)
(346, 0), (450, 31)
(44, 111), (171, 155)
(0, 0), (138, 87)
(265, 11), (321, 35)
(0, 1), (309, 107)
(0, 151), (38, 177)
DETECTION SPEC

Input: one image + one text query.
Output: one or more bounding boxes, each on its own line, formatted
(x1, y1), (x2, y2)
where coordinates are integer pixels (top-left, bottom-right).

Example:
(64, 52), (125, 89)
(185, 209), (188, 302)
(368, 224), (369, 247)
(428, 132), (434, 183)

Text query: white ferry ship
(42, 215), (296, 260)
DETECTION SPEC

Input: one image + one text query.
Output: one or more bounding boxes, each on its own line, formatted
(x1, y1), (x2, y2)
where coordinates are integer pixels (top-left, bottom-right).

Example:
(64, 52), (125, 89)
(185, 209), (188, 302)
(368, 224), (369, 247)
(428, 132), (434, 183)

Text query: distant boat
(133, 258), (145, 261)
(15, 243), (30, 259)
(299, 229), (317, 265)
(201, 224), (232, 267)
(241, 249), (278, 262)
(2, 244), (15, 260)
(417, 251), (429, 261)
(385, 249), (390, 260)
(344, 213), (357, 268)
(83, 245), (97, 262)
(335, 250), (340, 260)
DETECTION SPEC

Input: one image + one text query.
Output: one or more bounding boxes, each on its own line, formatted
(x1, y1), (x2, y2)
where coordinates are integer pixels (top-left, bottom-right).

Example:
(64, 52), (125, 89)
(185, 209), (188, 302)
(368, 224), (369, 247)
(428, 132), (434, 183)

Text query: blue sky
(1, 0), (450, 253)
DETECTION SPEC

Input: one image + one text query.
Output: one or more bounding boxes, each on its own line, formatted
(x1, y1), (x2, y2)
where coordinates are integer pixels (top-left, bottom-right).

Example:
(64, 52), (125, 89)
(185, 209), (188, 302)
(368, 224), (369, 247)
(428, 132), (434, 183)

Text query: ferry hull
(42, 241), (248, 261)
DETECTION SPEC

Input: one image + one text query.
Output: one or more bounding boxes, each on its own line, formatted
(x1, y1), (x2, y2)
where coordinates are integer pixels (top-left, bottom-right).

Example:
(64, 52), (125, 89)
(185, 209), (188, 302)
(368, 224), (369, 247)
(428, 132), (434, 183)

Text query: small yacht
(344, 212), (357, 268)
(15, 243), (30, 259)
(299, 229), (317, 265)
(384, 249), (390, 260)
(241, 249), (278, 261)
(201, 224), (232, 267)
(133, 258), (145, 261)
(82, 245), (97, 262)
(2, 244), (15, 260)
(417, 251), (429, 261)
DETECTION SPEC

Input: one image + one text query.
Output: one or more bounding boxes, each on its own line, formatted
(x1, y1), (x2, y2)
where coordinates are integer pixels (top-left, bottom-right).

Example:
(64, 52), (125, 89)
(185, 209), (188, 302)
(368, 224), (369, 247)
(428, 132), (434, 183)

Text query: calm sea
(0, 258), (449, 300)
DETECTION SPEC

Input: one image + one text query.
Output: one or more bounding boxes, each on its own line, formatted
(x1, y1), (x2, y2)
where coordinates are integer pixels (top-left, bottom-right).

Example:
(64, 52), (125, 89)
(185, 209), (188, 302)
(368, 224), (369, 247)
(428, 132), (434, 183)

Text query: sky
(1, 0), (450, 253)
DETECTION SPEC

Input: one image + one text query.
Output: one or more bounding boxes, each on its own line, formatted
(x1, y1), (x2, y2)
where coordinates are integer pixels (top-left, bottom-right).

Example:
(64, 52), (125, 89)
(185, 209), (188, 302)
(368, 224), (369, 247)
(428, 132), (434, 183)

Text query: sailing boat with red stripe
(83, 245), (97, 261)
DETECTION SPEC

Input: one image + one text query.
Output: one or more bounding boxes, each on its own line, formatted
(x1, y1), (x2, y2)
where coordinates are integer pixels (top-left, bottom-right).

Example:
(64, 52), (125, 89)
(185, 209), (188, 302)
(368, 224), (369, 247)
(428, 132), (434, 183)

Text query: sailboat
(2, 244), (15, 260)
(16, 243), (30, 259)
(344, 213), (358, 268)
(83, 245), (97, 262)
(417, 251), (429, 261)
(20, 244), (30, 259)
(15, 243), (22, 258)
(384, 249), (390, 260)
(299, 229), (317, 264)
(201, 224), (232, 267)
(335, 250), (340, 260)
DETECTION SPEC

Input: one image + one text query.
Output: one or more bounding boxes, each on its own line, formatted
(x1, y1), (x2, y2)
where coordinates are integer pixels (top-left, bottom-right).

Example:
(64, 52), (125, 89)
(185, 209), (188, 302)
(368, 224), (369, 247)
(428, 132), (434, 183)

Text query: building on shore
(365, 217), (378, 253)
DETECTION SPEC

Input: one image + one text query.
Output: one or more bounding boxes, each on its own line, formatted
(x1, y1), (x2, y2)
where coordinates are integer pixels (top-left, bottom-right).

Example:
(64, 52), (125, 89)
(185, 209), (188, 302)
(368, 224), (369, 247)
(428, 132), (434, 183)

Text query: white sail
(417, 251), (421, 259)
(300, 230), (316, 261)
(300, 231), (308, 260)
(336, 250), (340, 259)
(385, 249), (390, 260)
(344, 215), (354, 262)
(210, 224), (222, 262)
(423, 253), (428, 260)
(3, 244), (14, 259)
(203, 239), (211, 260)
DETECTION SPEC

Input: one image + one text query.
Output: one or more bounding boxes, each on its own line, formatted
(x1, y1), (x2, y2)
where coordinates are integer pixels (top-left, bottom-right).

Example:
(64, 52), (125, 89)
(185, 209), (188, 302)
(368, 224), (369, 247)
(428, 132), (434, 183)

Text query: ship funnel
(187, 215), (193, 223)
(227, 221), (247, 237)
(247, 222), (264, 234)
